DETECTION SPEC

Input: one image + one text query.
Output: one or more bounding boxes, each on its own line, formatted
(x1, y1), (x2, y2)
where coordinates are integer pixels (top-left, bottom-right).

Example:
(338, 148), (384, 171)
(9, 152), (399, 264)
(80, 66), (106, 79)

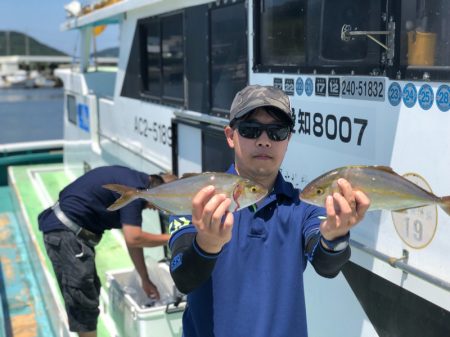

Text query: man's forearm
(170, 232), (219, 294)
(127, 246), (150, 282)
(123, 224), (170, 247)
(135, 232), (170, 247)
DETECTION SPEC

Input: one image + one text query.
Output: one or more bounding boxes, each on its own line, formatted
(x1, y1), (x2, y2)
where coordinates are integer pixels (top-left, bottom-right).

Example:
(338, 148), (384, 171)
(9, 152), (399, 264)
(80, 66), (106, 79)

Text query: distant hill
(0, 31), (67, 56)
(93, 46), (119, 58)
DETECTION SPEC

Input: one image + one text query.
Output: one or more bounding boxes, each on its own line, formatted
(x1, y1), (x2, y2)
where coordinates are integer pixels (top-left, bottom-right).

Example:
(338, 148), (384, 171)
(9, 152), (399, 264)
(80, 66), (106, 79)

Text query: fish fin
(180, 172), (201, 179)
(149, 203), (174, 214)
(392, 203), (431, 213)
(103, 184), (135, 194)
(103, 184), (139, 211)
(391, 208), (410, 214)
(373, 166), (395, 173)
(439, 196), (450, 216)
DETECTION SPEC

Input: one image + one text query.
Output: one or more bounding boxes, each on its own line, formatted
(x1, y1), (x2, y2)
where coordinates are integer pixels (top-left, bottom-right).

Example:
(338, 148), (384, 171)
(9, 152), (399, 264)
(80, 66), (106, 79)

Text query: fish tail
(439, 196), (450, 216)
(103, 184), (139, 211)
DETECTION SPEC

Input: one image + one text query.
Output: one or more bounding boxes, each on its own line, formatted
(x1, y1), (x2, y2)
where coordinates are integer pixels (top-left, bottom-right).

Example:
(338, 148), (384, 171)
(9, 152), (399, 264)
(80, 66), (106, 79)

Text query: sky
(0, 0), (118, 55)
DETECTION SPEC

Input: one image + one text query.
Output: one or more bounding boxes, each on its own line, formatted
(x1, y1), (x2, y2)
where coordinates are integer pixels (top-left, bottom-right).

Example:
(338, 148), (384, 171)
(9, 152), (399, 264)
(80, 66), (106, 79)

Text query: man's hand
(320, 178), (371, 241)
(192, 186), (234, 254)
(141, 278), (160, 300)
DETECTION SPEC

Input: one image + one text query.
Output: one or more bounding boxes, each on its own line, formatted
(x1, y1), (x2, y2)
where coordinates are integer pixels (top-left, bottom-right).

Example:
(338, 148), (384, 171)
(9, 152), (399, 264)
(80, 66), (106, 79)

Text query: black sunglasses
(235, 121), (291, 141)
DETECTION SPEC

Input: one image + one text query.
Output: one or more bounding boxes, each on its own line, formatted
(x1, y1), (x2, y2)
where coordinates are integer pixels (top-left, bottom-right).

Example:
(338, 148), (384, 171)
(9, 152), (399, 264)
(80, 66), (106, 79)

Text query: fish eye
(316, 188), (324, 195)
(250, 186), (257, 193)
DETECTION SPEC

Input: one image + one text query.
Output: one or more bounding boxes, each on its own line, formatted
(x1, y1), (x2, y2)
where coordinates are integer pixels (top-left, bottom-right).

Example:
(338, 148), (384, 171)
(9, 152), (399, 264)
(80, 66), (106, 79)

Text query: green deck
(8, 163), (135, 337)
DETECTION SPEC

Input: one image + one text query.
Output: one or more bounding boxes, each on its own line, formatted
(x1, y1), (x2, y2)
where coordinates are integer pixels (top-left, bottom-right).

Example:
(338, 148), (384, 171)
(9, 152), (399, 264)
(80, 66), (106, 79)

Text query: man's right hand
(142, 279), (160, 300)
(191, 186), (234, 254)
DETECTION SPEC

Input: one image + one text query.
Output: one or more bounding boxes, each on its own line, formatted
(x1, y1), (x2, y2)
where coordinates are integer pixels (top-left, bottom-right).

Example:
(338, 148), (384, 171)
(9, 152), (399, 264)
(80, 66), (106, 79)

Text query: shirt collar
(226, 164), (238, 175)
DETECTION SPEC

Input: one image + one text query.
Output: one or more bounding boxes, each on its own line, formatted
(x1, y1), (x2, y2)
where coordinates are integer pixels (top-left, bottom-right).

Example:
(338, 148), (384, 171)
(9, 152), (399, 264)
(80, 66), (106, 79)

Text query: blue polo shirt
(169, 165), (325, 337)
(38, 165), (149, 234)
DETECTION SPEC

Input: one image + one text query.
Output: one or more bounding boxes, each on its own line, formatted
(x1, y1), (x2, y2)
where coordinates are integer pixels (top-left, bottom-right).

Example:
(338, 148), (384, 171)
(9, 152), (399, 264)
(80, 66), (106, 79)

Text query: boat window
(124, 2), (247, 113)
(161, 13), (184, 102)
(210, 1), (247, 117)
(257, 0), (307, 67)
(254, 0), (384, 75)
(144, 18), (162, 98)
(401, 0), (450, 80)
(317, 0), (374, 61)
(67, 94), (77, 125)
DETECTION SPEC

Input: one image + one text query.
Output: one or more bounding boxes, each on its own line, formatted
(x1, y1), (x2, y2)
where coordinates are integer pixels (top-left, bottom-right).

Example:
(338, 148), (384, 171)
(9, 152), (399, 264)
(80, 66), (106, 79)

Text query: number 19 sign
(392, 173), (437, 249)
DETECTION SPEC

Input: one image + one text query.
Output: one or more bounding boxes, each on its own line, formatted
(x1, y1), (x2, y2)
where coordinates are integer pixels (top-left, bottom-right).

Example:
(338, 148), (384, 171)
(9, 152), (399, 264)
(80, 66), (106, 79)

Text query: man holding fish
(167, 85), (371, 337)
(37, 165), (176, 337)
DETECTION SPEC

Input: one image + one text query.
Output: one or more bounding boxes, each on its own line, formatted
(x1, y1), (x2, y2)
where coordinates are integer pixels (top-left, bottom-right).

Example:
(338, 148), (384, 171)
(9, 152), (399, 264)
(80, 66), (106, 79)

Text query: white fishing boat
(2, 0), (450, 336)
(5, 70), (28, 88)
(33, 75), (57, 88)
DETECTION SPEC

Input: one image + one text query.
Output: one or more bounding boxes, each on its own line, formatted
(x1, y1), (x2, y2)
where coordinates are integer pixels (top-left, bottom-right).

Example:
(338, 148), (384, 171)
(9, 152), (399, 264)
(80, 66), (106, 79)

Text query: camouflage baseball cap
(229, 85), (294, 126)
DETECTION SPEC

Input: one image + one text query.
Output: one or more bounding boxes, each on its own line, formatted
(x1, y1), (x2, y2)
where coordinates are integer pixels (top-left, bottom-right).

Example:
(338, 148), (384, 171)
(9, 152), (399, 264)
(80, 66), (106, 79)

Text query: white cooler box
(106, 260), (186, 337)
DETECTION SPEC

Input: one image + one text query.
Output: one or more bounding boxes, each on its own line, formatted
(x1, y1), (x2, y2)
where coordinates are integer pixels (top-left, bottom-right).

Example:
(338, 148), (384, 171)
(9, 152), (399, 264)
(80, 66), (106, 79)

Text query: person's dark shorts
(43, 230), (101, 332)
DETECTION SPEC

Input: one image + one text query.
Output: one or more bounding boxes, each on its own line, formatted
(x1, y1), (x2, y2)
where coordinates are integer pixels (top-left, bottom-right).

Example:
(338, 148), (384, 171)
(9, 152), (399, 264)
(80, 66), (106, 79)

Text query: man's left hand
(320, 178), (370, 241)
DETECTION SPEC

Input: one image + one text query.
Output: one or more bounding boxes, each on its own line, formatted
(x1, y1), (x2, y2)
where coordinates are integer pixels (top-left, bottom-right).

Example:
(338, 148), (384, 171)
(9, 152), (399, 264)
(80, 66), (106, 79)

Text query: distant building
(0, 31), (70, 77)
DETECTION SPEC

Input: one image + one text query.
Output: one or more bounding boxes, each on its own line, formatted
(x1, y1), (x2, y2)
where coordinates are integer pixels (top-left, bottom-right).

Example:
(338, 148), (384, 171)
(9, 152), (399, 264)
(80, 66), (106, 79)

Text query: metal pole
(350, 239), (450, 292)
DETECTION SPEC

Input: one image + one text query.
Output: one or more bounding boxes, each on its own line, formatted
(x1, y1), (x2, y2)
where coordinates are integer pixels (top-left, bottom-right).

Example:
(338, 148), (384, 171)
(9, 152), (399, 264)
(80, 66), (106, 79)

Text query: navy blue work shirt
(168, 165), (326, 337)
(38, 165), (149, 234)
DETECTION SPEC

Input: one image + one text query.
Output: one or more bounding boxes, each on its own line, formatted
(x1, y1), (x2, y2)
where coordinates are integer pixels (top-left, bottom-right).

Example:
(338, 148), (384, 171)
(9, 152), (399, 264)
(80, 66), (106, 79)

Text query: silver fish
(300, 165), (450, 216)
(103, 172), (268, 214)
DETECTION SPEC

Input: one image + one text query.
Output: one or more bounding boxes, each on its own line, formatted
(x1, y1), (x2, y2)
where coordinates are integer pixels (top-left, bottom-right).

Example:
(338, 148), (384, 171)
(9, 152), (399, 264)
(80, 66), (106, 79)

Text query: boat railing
(350, 239), (450, 292)
(0, 140), (64, 186)
(0, 140), (64, 154)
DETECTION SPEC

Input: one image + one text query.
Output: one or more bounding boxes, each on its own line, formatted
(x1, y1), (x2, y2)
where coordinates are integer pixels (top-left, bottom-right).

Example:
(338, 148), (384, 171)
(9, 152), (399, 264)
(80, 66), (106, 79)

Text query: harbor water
(0, 88), (64, 144)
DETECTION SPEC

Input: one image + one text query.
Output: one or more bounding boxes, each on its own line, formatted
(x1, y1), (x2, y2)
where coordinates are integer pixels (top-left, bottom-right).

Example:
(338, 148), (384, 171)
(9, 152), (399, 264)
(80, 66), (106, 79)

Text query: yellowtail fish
(300, 165), (450, 216)
(103, 172), (268, 214)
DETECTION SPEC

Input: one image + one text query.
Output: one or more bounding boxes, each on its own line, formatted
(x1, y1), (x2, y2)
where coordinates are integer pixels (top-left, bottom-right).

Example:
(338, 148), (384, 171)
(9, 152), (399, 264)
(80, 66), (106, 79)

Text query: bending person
(38, 165), (176, 337)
